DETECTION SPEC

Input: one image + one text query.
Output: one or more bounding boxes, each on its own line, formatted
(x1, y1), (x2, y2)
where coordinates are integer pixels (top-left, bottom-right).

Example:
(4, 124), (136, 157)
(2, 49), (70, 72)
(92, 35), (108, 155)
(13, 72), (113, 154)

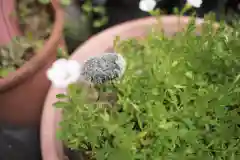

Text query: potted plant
(41, 0), (240, 160)
(0, 0), (66, 126)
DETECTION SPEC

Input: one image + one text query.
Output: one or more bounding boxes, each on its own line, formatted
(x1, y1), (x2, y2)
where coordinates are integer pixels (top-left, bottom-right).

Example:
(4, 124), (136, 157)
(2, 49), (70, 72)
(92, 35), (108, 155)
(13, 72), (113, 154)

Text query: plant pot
(40, 16), (204, 160)
(0, 0), (65, 127)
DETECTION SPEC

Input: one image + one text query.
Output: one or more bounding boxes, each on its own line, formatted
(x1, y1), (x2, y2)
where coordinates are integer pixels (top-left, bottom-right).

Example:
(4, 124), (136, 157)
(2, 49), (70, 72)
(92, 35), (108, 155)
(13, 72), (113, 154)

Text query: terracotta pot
(40, 16), (204, 160)
(0, 0), (65, 126)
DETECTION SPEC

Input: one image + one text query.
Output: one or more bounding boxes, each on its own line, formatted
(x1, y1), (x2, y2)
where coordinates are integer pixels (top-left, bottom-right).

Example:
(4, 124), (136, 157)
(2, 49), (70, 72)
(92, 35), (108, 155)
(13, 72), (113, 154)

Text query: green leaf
(92, 6), (106, 14)
(93, 17), (108, 28)
(137, 131), (148, 139)
(185, 71), (194, 79)
(56, 130), (63, 140)
(60, 0), (71, 6)
(53, 101), (69, 108)
(38, 0), (50, 4)
(56, 93), (68, 99)
(0, 67), (15, 77)
(100, 111), (110, 122)
(108, 149), (132, 160)
(82, 1), (93, 13)
(95, 149), (106, 160)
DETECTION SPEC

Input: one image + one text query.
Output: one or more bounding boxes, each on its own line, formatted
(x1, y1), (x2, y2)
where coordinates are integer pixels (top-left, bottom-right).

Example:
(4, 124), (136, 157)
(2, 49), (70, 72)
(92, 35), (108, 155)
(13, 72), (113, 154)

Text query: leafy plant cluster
(0, 0), (68, 78)
(0, 37), (43, 77)
(17, 0), (54, 39)
(81, 0), (108, 28)
(55, 16), (240, 160)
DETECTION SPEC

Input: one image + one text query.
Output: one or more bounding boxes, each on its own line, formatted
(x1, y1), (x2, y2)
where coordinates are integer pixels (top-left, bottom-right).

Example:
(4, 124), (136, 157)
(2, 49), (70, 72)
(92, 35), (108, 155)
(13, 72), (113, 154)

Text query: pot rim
(0, 0), (64, 92)
(40, 15), (204, 160)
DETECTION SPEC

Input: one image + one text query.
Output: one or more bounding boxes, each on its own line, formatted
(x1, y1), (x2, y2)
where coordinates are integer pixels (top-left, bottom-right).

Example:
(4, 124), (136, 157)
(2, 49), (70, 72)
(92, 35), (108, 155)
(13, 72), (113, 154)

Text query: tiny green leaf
(56, 93), (68, 99)
(53, 101), (69, 108)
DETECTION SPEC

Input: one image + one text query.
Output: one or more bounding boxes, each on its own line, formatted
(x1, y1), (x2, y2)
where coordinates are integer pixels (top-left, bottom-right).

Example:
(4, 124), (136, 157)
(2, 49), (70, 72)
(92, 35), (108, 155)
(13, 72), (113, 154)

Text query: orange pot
(0, 0), (65, 127)
(40, 16), (204, 160)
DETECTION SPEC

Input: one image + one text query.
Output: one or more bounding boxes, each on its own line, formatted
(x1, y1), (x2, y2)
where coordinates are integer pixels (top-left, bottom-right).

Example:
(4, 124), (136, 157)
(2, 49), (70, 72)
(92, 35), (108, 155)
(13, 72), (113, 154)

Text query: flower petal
(46, 59), (82, 89)
(46, 66), (68, 81)
(52, 58), (68, 67)
(49, 59), (69, 78)
(187, 0), (202, 8)
(46, 68), (55, 81)
(67, 60), (82, 77)
(52, 79), (69, 88)
(66, 73), (81, 85)
(139, 0), (156, 12)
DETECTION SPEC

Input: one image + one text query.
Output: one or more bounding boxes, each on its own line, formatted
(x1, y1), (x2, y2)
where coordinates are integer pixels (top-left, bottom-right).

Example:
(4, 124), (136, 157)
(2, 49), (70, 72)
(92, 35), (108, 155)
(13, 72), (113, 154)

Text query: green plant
(38, 0), (71, 6)
(81, 0), (108, 28)
(0, 0), (68, 78)
(0, 37), (44, 77)
(17, 0), (53, 38)
(55, 15), (240, 160)
(39, 0), (107, 28)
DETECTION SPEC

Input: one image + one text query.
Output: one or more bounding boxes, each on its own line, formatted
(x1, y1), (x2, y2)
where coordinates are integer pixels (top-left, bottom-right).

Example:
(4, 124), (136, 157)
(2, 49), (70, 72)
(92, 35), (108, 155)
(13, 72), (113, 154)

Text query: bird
(80, 52), (126, 84)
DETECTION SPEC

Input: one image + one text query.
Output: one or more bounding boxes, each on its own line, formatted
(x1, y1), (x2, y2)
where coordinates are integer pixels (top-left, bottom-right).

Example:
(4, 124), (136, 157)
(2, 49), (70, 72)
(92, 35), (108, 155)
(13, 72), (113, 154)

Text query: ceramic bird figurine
(80, 53), (126, 84)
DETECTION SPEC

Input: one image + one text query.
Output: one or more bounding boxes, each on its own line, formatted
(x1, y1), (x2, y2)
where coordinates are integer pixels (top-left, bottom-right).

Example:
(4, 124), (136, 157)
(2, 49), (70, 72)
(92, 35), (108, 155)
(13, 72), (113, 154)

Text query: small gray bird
(80, 53), (126, 84)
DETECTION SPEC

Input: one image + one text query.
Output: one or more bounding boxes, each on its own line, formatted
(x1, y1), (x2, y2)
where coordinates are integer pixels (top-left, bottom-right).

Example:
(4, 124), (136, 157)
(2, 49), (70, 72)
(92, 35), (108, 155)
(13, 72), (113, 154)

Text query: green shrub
(55, 16), (240, 160)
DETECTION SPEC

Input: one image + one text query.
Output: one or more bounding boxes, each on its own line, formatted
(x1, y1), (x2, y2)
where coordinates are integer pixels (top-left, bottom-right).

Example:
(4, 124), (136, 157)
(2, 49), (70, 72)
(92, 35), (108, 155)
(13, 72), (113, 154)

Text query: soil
(0, 0), (53, 78)
(0, 123), (41, 160)
(64, 148), (86, 160)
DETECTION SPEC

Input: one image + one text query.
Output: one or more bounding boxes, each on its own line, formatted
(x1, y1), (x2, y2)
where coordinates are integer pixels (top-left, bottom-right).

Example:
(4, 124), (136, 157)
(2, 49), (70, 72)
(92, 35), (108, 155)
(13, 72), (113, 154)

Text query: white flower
(46, 59), (82, 88)
(187, 0), (202, 8)
(139, 0), (157, 12)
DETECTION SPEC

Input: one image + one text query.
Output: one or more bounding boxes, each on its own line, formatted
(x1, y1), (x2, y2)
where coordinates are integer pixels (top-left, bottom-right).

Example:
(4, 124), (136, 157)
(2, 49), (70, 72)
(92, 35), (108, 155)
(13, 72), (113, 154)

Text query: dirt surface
(0, 124), (41, 160)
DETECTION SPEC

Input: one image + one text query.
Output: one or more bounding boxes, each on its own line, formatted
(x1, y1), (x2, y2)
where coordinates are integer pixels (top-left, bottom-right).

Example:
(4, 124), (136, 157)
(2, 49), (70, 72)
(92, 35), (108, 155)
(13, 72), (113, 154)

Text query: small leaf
(0, 67), (15, 77)
(172, 60), (179, 67)
(38, 0), (50, 4)
(152, 88), (158, 95)
(56, 130), (63, 140)
(233, 74), (240, 84)
(53, 101), (69, 108)
(80, 143), (88, 149)
(95, 149), (107, 160)
(92, 6), (106, 14)
(129, 100), (140, 112)
(93, 17), (108, 28)
(61, 0), (71, 6)
(82, 2), (93, 13)
(56, 93), (68, 99)
(113, 36), (121, 50)
(100, 111), (110, 121)
(174, 84), (186, 89)
(185, 71), (194, 79)
(137, 131), (148, 139)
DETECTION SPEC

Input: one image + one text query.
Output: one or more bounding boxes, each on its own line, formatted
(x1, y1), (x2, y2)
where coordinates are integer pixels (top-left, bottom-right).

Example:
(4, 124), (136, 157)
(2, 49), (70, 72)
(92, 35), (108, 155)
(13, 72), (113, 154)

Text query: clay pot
(0, 0), (65, 126)
(40, 16), (204, 160)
